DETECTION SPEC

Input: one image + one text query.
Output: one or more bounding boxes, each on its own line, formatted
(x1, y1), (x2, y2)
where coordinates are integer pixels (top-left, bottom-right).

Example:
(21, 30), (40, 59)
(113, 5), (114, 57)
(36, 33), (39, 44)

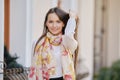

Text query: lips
(51, 28), (58, 31)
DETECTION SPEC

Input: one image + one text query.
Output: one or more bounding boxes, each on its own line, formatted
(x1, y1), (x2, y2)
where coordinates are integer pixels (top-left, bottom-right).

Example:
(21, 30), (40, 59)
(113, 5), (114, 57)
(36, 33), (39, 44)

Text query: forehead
(47, 13), (60, 20)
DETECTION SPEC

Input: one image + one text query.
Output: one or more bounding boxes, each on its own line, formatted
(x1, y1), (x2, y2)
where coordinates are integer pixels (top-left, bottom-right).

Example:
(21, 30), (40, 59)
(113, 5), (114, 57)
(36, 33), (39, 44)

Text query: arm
(65, 17), (76, 38)
(65, 10), (78, 38)
(62, 11), (78, 54)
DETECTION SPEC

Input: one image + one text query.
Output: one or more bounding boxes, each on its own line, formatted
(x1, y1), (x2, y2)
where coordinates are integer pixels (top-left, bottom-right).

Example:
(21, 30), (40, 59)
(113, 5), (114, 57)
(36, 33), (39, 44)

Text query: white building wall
(0, 0), (4, 79)
(107, 0), (120, 67)
(116, 0), (120, 58)
(10, 0), (33, 67)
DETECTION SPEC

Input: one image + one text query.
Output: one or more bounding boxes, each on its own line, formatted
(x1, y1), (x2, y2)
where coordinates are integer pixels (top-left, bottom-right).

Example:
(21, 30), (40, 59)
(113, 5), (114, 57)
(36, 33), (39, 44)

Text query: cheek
(46, 23), (52, 29)
(48, 27), (52, 31)
(58, 26), (64, 32)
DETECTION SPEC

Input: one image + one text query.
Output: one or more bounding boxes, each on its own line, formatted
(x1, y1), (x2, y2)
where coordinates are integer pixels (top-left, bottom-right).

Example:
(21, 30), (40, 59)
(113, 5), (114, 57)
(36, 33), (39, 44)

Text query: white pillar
(10, 0), (27, 66)
(119, 2), (120, 59)
(0, 0), (4, 79)
(10, 0), (33, 67)
(119, 12), (120, 59)
(25, 0), (32, 67)
(78, 0), (95, 80)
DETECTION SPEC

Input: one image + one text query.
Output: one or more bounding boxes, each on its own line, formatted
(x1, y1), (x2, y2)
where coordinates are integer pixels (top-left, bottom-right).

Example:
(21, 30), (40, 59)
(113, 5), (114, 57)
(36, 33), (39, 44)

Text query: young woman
(29, 7), (78, 80)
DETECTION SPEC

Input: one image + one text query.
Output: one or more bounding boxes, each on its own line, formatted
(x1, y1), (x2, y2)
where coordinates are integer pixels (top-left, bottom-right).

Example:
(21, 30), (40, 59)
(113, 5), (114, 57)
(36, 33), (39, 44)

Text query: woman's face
(46, 13), (64, 35)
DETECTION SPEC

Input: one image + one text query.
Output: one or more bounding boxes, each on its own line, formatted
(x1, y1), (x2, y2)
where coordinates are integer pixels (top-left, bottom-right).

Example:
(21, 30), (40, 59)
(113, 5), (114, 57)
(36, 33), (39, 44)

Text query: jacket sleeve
(62, 35), (78, 54)
(65, 17), (76, 36)
(62, 17), (78, 54)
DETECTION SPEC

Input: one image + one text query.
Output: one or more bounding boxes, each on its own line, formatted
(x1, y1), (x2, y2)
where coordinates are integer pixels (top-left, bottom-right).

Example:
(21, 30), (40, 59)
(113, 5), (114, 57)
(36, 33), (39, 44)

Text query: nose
(53, 23), (57, 28)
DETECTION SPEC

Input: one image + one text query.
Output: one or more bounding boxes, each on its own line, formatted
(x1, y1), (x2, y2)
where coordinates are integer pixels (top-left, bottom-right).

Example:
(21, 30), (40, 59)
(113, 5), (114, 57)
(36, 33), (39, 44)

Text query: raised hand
(69, 10), (78, 19)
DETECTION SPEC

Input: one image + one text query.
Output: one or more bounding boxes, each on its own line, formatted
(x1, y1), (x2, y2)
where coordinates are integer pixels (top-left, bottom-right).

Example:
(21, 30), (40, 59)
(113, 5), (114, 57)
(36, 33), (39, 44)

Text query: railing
(4, 67), (30, 80)
(0, 61), (30, 80)
(0, 61), (4, 74)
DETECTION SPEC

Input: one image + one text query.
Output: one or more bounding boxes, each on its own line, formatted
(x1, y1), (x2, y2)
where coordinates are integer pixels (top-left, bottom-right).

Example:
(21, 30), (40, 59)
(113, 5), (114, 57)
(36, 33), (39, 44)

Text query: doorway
(4, 0), (10, 50)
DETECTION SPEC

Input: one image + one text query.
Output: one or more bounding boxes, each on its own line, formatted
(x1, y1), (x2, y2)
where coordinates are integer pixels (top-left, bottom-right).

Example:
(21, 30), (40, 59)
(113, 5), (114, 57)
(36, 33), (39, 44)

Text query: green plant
(96, 60), (120, 80)
(4, 45), (23, 69)
(111, 60), (120, 80)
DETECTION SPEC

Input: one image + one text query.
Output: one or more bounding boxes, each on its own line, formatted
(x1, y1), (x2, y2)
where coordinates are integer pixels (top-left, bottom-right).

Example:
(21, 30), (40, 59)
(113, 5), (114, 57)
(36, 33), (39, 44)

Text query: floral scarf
(29, 32), (75, 80)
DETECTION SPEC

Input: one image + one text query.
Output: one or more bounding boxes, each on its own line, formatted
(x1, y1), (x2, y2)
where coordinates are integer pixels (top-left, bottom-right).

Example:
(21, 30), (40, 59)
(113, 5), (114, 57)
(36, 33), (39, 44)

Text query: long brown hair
(34, 7), (69, 53)
(74, 17), (79, 70)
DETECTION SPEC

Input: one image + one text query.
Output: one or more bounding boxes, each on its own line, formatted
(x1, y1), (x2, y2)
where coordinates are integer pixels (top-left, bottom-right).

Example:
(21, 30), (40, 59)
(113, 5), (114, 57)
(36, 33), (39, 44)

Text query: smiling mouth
(51, 29), (58, 31)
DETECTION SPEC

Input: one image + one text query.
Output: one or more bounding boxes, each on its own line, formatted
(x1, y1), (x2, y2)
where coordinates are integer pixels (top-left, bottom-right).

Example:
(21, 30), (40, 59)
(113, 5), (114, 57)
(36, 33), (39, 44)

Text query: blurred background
(0, 0), (120, 80)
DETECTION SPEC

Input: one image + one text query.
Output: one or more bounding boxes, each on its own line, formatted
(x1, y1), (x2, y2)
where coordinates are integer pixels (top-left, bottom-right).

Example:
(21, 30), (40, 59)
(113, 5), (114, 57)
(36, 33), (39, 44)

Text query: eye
(56, 20), (61, 23)
(48, 20), (53, 23)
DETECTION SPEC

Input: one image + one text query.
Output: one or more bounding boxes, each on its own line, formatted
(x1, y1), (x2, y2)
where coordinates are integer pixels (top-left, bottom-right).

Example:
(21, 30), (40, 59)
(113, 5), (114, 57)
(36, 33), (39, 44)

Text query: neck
(49, 32), (62, 36)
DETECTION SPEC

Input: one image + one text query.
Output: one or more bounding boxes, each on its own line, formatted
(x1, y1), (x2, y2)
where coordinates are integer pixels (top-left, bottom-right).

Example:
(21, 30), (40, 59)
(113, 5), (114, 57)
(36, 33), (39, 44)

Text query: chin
(50, 32), (61, 35)
(52, 33), (59, 35)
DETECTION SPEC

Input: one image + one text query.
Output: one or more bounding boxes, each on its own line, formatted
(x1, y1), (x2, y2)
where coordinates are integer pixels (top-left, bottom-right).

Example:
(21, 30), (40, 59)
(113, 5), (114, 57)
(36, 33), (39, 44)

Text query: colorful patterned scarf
(29, 32), (75, 80)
